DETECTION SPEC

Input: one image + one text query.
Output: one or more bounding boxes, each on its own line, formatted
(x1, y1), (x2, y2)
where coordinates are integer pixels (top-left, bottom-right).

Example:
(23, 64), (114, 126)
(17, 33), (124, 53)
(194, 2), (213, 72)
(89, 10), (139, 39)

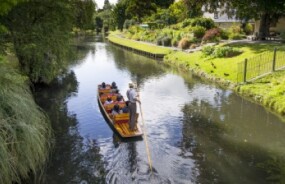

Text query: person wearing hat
(126, 82), (140, 131)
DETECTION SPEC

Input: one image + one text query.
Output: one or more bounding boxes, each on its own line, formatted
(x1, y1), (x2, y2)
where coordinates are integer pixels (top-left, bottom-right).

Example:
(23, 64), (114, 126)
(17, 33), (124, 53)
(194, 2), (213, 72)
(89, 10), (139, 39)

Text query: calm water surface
(35, 37), (285, 184)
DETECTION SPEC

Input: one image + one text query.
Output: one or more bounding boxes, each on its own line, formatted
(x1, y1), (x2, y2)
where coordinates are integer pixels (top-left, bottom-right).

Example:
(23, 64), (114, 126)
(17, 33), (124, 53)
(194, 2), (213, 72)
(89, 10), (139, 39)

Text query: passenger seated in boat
(111, 82), (118, 92)
(116, 95), (124, 103)
(104, 97), (113, 105)
(112, 104), (122, 115)
(122, 101), (130, 113)
(100, 82), (106, 89)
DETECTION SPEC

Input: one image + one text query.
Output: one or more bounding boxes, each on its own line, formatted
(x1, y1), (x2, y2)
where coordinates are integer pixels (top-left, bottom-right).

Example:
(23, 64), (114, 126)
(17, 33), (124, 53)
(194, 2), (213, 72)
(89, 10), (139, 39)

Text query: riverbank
(0, 55), (51, 184)
(108, 33), (285, 117)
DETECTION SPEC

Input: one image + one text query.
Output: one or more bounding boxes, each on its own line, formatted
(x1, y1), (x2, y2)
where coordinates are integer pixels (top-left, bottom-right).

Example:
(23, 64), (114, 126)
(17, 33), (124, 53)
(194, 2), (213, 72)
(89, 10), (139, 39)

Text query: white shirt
(127, 88), (137, 103)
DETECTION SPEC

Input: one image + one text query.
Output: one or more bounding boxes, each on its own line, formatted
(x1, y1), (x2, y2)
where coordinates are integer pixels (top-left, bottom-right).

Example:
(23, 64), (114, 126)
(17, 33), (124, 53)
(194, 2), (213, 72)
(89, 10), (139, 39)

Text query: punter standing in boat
(126, 82), (140, 131)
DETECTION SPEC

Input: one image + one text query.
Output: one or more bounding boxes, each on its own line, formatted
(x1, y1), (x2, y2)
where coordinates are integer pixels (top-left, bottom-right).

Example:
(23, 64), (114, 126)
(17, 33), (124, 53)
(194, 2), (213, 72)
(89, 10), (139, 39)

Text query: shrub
(182, 18), (192, 28)
(213, 46), (242, 57)
(201, 46), (215, 56)
(190, 17), (215, 30)
(191, 26), (206, 39)
(202, 46), (242, 58)
(220, 29), (230, 40)
(178, 37), (191, 49)
(202, 28), (221, 42)
(229, 33), (245, 40)
(171, 37), (179, 47)
(244, 23), (253, 35)
(162, 36), (172, 47)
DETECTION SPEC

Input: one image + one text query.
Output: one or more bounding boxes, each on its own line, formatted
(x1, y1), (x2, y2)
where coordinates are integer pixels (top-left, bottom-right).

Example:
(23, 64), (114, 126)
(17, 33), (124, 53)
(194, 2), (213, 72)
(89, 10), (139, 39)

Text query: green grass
(0, 57), (51, 184)
(237, 70), (285, 115)
(108, 32), (171, 55)
(109, 34), (285, 116)
(164, 43), (285, 82)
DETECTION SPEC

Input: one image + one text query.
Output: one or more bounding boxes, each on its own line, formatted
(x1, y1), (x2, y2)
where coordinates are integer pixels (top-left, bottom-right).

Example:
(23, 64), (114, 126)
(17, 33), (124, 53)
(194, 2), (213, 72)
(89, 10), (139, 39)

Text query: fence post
(243, 58), (248, 83)
(272, 48), (277, 72)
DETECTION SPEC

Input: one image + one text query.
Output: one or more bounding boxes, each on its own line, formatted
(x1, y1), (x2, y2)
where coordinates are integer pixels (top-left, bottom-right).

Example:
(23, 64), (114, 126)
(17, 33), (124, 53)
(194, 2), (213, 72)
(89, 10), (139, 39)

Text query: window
(214, 12), (218, 19)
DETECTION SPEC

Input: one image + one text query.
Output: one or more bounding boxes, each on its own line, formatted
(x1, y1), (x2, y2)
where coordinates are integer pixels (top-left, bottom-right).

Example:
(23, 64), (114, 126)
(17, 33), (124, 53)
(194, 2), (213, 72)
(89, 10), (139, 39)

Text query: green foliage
(168, 0), (187, 22)
(202, 46), (242, 58)
(126, 0), (157, 22)
(2, 0), (74, 84)
(73, 0), (96, 30)
(154, 0), (174, 8)
(244, 23), (253, 35)
(113, 1), (129, 30)
(162, 36), (172, 46)
(191, 26), (206, 39)
(123, 19), (136, 30)
(201, 46), (215, 56)
(0, 60), (51, 184)
(190, 17), (215, 30)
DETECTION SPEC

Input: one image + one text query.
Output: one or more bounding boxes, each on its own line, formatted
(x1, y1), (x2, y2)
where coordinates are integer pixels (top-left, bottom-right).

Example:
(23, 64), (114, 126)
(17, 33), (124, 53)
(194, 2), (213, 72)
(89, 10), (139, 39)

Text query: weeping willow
(0, 58), (51, 184)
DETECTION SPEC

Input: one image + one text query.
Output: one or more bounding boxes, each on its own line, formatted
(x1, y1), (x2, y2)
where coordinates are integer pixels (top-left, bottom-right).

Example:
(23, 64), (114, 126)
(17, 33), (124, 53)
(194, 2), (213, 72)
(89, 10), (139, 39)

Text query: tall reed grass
(0, 58), (51, 184)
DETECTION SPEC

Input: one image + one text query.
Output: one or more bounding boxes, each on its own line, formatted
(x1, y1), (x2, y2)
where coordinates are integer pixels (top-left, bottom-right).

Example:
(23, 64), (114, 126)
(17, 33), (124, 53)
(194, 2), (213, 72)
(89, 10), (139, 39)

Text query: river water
(34, 36), (285, 184)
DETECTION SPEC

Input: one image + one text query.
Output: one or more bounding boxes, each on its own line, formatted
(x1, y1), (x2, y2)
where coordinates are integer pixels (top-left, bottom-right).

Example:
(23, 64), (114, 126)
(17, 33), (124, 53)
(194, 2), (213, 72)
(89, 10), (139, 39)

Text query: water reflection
(32, 36), (285, 184)
(34, 71), (106, 184)
(182, 93), (285, 183)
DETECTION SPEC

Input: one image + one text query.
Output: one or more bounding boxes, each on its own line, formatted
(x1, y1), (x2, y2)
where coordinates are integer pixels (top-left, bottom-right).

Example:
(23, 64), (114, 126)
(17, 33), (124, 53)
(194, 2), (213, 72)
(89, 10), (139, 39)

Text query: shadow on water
(33, 71), (107, 184)
(181, 95), (285, 184)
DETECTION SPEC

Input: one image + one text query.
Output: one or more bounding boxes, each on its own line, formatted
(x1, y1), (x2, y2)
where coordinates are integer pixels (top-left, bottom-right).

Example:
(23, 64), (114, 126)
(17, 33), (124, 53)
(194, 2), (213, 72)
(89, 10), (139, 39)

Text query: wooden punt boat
(97, 84), (143, 138)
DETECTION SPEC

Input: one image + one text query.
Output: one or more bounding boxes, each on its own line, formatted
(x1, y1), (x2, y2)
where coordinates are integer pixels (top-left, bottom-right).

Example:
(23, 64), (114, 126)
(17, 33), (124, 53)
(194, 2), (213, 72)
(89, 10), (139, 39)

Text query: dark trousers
(129, 102), (137, 130)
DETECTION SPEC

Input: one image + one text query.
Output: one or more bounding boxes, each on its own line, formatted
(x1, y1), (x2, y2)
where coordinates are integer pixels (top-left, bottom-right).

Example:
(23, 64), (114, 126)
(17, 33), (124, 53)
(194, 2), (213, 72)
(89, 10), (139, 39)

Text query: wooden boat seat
(113, 113), (129, 124)
(100, 94), (118, 103)
(104, 103), (126, 113)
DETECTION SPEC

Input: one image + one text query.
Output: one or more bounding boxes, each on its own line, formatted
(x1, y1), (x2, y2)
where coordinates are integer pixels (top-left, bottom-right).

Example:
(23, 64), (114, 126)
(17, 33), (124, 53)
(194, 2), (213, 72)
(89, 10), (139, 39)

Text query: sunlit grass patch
(108, 33), (171, 55)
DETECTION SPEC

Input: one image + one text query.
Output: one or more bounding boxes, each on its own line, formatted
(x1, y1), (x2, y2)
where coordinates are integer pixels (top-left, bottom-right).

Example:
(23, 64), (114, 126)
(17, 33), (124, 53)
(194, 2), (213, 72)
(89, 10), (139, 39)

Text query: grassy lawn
(109, 34), (285, 116)
(237, 70), (285, 115)
(108, 32), (171, 55)
(164, 42), (285, 82)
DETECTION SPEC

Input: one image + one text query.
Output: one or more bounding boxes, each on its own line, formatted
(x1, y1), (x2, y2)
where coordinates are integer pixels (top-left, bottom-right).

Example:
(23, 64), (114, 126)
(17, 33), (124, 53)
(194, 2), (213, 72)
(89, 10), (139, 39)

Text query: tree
(103, 0), (112, 10)
(73, 0), (97, 30)
(154, 0), (175, 8)
(1, 0), (74, 83)
(185, 0), (285, 39)
(126, 0), (157, 22)
(113, 2), (129, 31)
(169, 1), (188, 22)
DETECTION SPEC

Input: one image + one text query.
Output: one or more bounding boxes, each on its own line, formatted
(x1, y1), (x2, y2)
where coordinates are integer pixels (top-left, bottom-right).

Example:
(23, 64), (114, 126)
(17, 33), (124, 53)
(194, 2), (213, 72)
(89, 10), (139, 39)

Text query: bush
(220, 29), (230, 40)
(229, 33), (245, 40)
(178, 37), (191, 49)
(202, 28), (221, 42)
(162, 36), (172, 47)
(201, 46), (215, 56)
(244, 23), (253, 35)
(202, 46), (242, 58)
(190, 17), (215, 30)
(171, 37), (179, 47)
(182, 19), (192, 28)
(191, 26), (206, 39)
(213, 46), (242, 57)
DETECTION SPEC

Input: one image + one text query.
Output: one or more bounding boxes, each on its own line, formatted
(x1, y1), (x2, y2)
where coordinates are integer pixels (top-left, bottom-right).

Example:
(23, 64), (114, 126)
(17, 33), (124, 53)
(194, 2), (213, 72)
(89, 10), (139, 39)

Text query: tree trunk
(258, 12), (270, 40)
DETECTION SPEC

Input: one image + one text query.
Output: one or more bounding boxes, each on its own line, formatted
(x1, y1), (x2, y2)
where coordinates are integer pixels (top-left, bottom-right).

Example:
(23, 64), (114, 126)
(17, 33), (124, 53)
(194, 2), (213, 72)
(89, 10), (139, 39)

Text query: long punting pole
(137, 93), (153, 173)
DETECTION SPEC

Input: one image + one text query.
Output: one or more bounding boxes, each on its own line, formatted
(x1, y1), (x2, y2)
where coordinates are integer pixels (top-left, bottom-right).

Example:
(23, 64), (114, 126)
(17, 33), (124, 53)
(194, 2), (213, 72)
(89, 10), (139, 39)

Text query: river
(34, 36), (285, 184)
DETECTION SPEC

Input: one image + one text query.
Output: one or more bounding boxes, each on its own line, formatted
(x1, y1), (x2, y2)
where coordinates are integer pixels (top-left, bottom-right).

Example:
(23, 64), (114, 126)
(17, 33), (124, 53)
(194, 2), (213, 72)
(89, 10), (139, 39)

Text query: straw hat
(129, 82), (134, 88)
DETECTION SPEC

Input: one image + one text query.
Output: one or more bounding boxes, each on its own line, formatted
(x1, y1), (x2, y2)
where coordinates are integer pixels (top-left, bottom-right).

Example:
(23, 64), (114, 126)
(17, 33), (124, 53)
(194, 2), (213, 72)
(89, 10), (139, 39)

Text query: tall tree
(1, 0), (74, 83)
(113, 2), (128, 31)
(185, 0), (285, 39)
(73, 0), (96, 30)
(154, 0), (175, 8)
(126, 0), (157, 22)
(103, 0), (112, 10)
